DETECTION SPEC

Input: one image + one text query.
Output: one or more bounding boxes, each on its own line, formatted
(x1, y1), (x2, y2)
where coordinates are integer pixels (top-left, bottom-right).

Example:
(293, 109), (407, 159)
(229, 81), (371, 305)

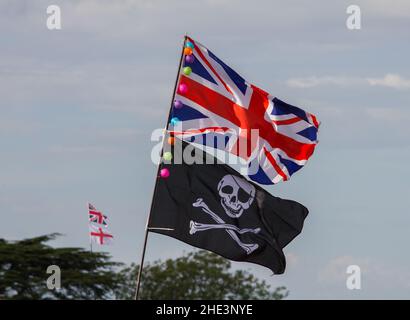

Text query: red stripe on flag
(310, 113), (320, 128)
(188, 38), (233, 95)
(171, 126), (231, 135)
(263, 147), (288, 181)
(272, 117), (301, 126)
(179, 75), (316, 161)
(91, 228), (113, 245)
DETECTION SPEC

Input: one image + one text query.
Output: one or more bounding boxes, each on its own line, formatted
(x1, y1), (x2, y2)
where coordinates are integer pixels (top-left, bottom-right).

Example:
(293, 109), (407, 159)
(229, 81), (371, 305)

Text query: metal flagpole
(134, 34), (188, 300)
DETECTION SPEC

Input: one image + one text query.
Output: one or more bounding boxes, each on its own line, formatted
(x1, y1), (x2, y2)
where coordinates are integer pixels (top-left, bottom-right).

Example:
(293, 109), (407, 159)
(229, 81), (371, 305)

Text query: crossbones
(192, 198), (260, 254)
(189, 221), (261, 235)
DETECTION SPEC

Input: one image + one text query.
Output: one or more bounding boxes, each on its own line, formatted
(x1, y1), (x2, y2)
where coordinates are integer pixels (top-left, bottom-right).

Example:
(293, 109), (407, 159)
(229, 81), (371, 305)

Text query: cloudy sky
(1, 0), (410, 299)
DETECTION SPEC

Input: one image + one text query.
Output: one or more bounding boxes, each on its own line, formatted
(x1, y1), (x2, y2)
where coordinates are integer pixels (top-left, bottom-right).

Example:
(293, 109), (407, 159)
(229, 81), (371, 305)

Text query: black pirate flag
(149, 141), (308, 274)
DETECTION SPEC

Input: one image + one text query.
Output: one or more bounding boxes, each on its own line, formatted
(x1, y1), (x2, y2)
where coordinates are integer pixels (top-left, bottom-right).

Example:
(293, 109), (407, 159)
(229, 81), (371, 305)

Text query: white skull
(217, 174), (256, 218)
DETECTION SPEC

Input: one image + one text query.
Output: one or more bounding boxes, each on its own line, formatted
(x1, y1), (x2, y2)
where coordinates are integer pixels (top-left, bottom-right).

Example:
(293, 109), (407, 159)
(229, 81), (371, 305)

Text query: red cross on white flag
(89, 224), (114, 245)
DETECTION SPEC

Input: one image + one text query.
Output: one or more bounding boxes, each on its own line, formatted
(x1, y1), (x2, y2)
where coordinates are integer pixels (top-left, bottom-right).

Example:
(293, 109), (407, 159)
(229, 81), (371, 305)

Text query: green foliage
(116, 250), (288, 300)
(0, 234), (122, 299)
(0, 234), (287, 300)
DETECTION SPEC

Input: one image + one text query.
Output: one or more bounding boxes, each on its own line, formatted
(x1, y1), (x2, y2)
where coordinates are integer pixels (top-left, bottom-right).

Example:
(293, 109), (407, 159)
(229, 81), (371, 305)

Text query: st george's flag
(89, 224), (114, 245)
(170, 36), (319, 185)
(149, 140), (308, 274)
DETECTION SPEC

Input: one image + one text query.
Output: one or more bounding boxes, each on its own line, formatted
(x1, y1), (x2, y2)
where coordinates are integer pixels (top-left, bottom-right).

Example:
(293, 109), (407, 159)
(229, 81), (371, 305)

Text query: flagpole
(87, 201), (93, 253)
(134, 34), (188, 300)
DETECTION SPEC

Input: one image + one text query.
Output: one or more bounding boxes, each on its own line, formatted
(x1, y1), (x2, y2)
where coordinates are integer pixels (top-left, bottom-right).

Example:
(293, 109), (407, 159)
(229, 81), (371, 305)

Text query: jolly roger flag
(149, 141), (308, 274)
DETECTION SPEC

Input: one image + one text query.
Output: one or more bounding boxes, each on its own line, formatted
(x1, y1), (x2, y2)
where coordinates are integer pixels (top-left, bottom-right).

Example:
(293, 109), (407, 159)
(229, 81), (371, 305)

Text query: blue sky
(1, 0), (410, 299)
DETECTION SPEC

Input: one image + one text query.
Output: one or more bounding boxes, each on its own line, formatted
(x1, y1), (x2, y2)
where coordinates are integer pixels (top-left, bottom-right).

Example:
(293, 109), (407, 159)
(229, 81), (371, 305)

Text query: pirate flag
(149, 140), (308, 274)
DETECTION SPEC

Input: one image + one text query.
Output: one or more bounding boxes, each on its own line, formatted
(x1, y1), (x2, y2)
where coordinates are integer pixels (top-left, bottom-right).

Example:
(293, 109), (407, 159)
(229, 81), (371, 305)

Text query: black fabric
(149, 141), (308, 274)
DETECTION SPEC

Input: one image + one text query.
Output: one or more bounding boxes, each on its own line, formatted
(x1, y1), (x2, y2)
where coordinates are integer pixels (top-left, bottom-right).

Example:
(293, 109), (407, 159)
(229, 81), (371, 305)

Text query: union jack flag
(88, 203), (108, 226)
(170, 37), (320, 185)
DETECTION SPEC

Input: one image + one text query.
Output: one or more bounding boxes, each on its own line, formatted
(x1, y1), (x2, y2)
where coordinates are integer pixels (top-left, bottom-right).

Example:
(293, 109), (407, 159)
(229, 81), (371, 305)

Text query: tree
(116, 250), (288, 300)
(0, 234), (288, 300)
(0, 234), (122, 299)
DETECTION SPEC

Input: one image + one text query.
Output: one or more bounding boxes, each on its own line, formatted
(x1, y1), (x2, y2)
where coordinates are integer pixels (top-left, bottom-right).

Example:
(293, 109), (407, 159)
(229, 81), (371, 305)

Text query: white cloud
(318, 256), (370, 284)
(365, 107), (410, 122)
(286, 76), (364, 88)
(318, 255), (410, 295)
(366, 74), (410, 89)
(287, 74), (410, 90)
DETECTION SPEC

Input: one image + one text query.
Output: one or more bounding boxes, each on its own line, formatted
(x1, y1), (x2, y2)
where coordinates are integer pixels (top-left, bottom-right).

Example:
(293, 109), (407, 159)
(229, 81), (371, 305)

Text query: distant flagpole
(134, 34), (188, 300)
(90, 233), (93, 253)
(87, 202), (93, 253)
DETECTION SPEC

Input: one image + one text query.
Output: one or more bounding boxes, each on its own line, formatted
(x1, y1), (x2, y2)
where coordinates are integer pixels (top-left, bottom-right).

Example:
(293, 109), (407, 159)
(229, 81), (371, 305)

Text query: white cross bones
(192, 198), (260, 254)
(189, 221), (261, 235)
